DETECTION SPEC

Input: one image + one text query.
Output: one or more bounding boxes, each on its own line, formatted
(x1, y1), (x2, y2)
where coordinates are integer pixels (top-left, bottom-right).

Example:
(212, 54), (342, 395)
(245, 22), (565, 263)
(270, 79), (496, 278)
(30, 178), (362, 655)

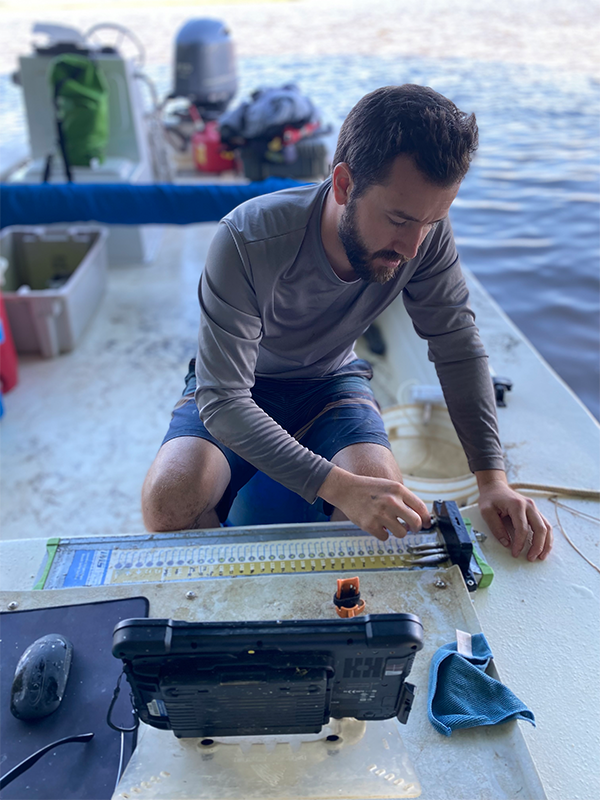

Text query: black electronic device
(112, 614), (423, 739)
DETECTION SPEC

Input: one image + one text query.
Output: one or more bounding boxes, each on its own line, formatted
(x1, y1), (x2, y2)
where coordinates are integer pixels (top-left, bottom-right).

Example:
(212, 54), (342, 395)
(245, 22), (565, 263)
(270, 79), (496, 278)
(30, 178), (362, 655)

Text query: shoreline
(1, 0), (598, 77)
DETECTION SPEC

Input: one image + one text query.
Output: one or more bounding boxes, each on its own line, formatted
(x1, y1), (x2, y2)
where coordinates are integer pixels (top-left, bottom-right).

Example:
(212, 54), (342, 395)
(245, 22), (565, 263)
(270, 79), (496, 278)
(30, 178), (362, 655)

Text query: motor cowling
(173, 19), (237, 119)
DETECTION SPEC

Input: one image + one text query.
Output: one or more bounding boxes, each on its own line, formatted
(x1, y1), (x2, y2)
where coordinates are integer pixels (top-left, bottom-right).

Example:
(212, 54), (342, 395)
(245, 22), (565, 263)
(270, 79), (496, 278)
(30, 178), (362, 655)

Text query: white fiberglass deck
(1, 221), (599, 799)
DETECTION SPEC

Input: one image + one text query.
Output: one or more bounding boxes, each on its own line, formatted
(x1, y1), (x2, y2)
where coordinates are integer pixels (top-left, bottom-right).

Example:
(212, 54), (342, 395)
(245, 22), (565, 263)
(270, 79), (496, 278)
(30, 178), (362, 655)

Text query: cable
(506, 483), (600, 573)
(508, 482), (600, 500)
(508, 483), (600, 572)
(550, 499), (599, 523)
(107, 672), (139, 734)
(548, 496), (600, 574)
(114, 731), (126, 794)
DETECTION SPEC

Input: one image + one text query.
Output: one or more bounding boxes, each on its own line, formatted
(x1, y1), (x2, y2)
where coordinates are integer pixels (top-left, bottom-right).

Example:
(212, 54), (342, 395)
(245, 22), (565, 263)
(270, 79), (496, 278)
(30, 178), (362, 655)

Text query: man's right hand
(318, 465), (430, 541)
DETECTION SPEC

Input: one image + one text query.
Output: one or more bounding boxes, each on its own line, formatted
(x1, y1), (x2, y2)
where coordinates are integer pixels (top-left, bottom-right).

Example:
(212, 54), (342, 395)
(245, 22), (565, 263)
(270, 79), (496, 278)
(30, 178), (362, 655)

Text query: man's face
(337, 155), (461, 284)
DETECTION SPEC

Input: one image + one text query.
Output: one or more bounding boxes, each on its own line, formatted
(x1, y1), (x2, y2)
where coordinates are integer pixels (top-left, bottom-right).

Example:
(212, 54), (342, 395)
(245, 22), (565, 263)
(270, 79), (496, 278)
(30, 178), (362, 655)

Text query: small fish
(409, 554), (450, 566)
(407, 543), (447, 554)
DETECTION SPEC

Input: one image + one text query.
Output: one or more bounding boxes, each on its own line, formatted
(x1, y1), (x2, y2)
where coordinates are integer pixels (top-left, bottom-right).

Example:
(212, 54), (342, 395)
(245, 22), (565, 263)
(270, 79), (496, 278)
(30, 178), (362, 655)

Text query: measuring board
(34, 522), (463, 591)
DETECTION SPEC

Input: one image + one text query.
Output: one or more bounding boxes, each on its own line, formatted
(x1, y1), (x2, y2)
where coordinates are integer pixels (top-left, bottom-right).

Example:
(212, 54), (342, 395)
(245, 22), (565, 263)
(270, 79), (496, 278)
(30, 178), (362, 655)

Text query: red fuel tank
(192, 121), (237, 173)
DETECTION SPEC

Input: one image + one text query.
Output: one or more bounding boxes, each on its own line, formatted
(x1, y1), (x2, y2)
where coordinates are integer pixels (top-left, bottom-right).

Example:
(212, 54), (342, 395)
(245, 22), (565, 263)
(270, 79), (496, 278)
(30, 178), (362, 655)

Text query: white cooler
(0, 225), (108, 358)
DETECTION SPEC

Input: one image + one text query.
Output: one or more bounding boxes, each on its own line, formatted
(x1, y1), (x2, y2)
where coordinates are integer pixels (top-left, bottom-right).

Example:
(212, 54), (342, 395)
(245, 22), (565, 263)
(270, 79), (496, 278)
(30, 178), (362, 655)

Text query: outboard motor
(173, 19), (237, 119)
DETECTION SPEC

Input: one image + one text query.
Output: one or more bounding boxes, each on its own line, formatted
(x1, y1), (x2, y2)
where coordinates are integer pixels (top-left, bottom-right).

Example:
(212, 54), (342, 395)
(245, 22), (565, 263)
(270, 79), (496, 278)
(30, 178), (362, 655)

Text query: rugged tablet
(112, 614), (424, 738)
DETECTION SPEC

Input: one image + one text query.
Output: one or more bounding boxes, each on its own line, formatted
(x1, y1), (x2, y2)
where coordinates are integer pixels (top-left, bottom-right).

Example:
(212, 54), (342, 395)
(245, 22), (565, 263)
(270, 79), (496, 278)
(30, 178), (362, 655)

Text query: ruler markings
(42, 532), (443, 589)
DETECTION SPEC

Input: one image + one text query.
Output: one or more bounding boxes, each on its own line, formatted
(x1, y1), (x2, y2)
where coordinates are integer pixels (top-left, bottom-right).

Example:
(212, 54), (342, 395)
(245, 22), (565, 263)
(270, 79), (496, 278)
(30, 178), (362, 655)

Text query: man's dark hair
(333, 84), (478, 194)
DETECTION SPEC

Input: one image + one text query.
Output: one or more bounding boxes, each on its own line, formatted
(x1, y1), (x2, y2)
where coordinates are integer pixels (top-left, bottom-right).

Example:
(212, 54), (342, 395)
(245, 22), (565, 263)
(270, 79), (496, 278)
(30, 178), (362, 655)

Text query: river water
(1, 2), (598, 418)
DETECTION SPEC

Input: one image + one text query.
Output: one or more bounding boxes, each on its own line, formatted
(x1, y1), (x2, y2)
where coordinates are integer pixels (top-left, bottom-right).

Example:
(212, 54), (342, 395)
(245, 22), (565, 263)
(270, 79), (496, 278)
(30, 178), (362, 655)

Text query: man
(142, 84), (552, 561)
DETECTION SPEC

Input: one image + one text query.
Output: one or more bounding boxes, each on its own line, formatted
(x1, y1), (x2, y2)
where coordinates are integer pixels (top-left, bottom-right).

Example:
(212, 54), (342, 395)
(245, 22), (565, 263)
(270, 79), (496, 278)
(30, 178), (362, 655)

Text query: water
(1, 50), (598, 418)
(229, 54), (600, 418)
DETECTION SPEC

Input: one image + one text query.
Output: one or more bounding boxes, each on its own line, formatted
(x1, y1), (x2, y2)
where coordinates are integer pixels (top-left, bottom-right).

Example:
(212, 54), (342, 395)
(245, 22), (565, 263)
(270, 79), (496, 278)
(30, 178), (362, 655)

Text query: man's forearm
(197, 386), (334, 503)
(435, 356), (505, 473)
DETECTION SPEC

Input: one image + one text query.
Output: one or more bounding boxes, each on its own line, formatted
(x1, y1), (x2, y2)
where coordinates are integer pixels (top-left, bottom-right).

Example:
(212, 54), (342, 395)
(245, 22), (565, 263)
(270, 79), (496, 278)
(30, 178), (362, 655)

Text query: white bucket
(382, 404), (479, 507)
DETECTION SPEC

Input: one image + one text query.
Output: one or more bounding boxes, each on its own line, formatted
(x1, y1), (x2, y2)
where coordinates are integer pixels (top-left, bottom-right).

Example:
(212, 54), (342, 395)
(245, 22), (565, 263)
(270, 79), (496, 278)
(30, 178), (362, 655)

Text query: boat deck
(1, 221), (599, 799)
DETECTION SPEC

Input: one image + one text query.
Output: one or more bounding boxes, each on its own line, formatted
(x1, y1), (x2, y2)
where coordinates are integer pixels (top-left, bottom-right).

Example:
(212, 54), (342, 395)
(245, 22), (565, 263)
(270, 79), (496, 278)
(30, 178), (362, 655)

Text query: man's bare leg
(329, 442), (403, 521)
(142, 437), (231, 531)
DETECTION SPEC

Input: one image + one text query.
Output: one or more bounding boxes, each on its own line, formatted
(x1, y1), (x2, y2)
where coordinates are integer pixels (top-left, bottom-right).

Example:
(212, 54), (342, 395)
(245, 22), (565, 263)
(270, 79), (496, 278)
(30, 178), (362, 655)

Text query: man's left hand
(475, 470), (553, 561)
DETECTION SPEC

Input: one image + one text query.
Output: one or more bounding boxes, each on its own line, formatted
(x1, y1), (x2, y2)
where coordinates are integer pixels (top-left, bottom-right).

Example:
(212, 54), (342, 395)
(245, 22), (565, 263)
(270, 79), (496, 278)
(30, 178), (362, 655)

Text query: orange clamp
(334, 576), (366, 618)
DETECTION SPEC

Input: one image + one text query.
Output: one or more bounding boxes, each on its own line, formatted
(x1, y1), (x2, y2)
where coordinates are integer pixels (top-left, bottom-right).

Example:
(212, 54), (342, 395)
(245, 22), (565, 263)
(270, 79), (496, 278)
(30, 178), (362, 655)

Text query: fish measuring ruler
(33, 508), (492, 591)
(34, 523), (440, 590)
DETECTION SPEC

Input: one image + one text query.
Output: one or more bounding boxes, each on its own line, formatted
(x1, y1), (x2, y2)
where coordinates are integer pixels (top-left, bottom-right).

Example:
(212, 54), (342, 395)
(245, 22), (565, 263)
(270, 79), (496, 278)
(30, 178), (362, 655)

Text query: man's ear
(331, 163), (353, 205)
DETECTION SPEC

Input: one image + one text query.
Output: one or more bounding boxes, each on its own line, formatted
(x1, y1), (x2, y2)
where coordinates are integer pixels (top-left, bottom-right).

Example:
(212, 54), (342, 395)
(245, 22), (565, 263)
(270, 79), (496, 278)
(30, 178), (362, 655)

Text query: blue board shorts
(161, 358), (391, 521)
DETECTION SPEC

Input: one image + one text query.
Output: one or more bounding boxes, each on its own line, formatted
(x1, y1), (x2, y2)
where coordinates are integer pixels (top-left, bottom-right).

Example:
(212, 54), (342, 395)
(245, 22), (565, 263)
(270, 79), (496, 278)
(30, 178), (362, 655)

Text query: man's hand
(476, 470), (553, 561)
(318, 466), (430, 541)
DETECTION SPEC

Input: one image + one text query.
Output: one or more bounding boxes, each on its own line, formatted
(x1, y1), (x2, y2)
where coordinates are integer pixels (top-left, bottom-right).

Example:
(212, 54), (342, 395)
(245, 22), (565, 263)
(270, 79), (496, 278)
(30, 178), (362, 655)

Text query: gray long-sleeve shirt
(195, 179), (504, 502)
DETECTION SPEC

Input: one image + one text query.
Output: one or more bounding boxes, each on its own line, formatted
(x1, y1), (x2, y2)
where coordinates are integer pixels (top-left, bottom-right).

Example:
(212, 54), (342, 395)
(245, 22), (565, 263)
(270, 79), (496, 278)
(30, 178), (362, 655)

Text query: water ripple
(0, 50), (598, 417)
(455, 238), (554, 249)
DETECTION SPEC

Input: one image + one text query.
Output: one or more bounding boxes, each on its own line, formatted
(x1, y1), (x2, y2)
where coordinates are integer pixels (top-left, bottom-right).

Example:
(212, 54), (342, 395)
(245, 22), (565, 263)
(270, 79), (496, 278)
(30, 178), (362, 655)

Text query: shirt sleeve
(194, 221), (334, 502)
(402, 218), (505, 473)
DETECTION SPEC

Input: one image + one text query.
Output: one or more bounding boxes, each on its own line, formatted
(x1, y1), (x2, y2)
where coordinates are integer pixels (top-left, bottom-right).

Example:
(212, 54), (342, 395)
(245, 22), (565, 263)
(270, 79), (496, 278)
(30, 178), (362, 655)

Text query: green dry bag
(48, 54), (109, 171)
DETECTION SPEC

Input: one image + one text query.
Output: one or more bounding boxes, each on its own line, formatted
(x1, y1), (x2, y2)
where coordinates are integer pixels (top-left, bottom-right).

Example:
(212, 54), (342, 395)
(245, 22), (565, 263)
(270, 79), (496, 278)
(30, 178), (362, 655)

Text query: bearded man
(142, 84), (552, 561)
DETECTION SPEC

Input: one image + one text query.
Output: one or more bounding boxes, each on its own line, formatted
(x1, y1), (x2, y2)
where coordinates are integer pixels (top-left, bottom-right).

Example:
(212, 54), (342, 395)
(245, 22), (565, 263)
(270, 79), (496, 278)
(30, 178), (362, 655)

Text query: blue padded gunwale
(0, 178), (307, 229)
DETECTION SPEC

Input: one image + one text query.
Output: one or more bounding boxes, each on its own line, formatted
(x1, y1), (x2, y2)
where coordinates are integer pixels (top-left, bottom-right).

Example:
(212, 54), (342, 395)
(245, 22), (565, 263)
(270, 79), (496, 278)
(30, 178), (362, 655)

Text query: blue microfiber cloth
(428, 632), (535, 736)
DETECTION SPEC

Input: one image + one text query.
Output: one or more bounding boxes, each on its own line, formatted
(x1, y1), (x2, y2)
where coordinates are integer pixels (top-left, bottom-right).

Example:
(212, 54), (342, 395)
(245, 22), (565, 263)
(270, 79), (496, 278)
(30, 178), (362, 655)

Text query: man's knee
(141, 437), (230, 532)
(331, 441), (401, 481)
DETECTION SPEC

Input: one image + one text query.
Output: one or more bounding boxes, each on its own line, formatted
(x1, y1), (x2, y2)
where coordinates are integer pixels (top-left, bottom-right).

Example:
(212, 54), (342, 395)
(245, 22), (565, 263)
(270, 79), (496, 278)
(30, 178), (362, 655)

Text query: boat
(0, 16), (599, 800)
(1, 206), (598, 798)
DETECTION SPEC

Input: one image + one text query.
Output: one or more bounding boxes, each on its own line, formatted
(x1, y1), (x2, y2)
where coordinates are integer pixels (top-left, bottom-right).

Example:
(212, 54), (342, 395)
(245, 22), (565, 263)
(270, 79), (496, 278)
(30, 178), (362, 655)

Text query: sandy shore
(1, 0), (598, 77)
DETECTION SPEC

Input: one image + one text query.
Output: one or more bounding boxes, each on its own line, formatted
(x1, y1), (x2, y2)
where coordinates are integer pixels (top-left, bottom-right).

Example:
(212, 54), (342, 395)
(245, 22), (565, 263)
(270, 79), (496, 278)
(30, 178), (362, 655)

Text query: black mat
(1, 597), (149, 800)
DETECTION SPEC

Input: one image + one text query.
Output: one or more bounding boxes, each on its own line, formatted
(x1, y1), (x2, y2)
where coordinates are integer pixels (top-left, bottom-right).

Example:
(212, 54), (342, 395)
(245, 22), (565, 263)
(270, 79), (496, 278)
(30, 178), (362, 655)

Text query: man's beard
(337, 195), (408, 284)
